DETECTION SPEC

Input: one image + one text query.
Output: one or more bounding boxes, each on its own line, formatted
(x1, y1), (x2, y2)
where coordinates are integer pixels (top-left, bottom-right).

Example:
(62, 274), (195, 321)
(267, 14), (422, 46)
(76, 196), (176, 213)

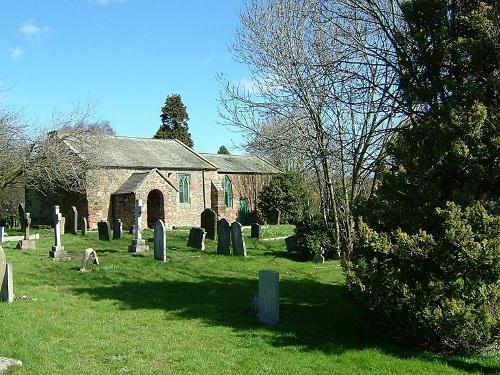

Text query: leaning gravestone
(128, 199), (149, 253)
(231, 221), (247, 257)
(268, 208), (281, 225)
(70, 206), (78, 234)
(217, 218), (231, 255)
(81, 217), (87, 235)
(49, 206), (68, 259)
(154, 220), (167, 261)
(113, 219), (123, 240)
(97, 221), (112, 241)
(16, 212), (36, 250)
(187, 227), (206, 250)
(80, 248), (99, 272)
(18, 204), (26, 231)
(250, 223), (261, 239)
(258, 269), (279, 325)
(200, 208), (217, 240)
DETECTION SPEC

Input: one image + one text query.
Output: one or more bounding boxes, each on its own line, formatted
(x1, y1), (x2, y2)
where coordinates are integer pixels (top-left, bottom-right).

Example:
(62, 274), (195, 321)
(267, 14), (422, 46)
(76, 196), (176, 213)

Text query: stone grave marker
(18, 203), (26, 231)
(285, 235), (297, 253)
(97, 221), (112, 241)
(250, 223), (261, 239)
(0, 246), (5, 290)
(70, 206), (78, 234)
(113, 219), (123, 240)
(217, 218), (231, 255)
(49, 206), (68, 259)
(154, 220), (167, 261)
(258, 269), (279, 325)
(16, 212), (36, 250)
(0, 357), (23, 372)
(313, 247), (325, 264)
(1, 261), (14, 303)
(60, 216), (66, 235)
(187, 227), (206, 250)
(128, 199), (149, 253)
(81, 217), (87, 235)
(268, 208), (281, 225)
(231, 221), (247, 257)
(200, 208), (217, 240)
(80, 248), (99, 272)
(0, 226), (4, 243)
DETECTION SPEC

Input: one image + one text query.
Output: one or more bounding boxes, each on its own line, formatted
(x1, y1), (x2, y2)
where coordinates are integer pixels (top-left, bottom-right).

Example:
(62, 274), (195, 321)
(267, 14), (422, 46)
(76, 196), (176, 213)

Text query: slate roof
(200, 153), (281, 174)
(113, 169), (178, 194)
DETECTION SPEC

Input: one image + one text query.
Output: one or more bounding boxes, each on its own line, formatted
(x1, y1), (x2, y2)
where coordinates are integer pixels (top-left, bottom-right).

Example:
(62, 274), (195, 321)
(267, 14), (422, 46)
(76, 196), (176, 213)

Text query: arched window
(223, 176), (233, 208)
(179, 175), (190, 203)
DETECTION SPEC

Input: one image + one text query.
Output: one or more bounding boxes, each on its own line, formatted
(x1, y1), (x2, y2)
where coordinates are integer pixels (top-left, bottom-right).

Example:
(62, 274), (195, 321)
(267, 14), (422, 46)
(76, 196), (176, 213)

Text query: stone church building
(27, 134), (280, 230)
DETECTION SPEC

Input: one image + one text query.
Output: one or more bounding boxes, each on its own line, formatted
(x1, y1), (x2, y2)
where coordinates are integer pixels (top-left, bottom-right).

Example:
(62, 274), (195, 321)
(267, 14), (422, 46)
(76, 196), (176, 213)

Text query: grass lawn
(0, 226), (498, 374)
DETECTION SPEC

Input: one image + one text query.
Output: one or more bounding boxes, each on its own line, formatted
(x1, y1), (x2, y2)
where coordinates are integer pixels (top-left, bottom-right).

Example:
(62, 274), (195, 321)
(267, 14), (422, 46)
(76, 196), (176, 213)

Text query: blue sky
(0, 0), (249, 153)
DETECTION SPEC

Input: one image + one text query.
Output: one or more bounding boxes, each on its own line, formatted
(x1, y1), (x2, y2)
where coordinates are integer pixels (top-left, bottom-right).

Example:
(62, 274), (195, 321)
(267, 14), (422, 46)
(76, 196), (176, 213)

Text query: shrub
(294, 215), (338, 261)
(348, 202), (499, 353)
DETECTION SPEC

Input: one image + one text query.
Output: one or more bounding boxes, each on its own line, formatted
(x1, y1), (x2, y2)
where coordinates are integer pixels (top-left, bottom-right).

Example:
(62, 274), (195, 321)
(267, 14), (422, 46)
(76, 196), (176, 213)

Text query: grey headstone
(113, 219), (123, 240)
(200, 208), (217, 240)
(0, 247), (5, 290)
(24, 212), (31, 240)
(231, 221), (247, 256)
(313, 248), (325, 263)
(80, 248), (99, 272)
(268, 208), (281, 225)
(258, 269), (279, 325)
(81, 217), (87, 235)
(187, 227), (206, 250)
(70, 206), (78, 234)
(16, 239), (36, 251)
(0, 227), (5, 243)
(49, 206), (67, 259)
(98, 221), (112, 241)
(250, 223), (261, 239)
(1, 263), (14, 303)
(18, 204), (26, 231)
(154, 220), (167, 261)
(128, 199), (149, 253)
(0, 357), (23, 372)
(217, 218), (231, 255)
(285, 235), (297, 252)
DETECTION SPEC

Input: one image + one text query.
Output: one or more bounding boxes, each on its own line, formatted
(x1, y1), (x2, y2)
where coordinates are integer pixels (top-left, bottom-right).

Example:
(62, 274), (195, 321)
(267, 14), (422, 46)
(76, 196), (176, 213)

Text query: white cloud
(92, 0), (126, 6)
(19, 19), (50, 38)
(10, 46), (24, 60)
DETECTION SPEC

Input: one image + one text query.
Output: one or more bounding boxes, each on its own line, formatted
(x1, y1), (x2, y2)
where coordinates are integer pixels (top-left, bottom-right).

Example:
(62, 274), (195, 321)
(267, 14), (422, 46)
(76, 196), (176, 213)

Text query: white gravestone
(128, 199), (149, 253)
(49, 206), (68, 259)
(1, 263), (14, 303)
(17, 212), (36, 250)
(80, 248), (99, 272)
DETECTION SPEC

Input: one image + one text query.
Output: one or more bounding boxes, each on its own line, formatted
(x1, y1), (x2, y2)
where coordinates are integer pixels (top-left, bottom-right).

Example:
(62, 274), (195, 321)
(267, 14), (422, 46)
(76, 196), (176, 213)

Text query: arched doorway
(147, 189), (164, 228)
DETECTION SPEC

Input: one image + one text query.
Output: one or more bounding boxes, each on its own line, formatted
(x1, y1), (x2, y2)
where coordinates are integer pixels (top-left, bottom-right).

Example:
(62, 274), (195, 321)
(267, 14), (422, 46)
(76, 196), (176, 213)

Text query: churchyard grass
(0, 226), (498, 374)
(242, 224), (295, 239)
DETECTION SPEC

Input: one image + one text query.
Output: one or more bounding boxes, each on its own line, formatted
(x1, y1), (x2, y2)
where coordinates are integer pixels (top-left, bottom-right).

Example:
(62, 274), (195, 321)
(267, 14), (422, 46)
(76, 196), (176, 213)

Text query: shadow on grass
(71, 276), (497, 373)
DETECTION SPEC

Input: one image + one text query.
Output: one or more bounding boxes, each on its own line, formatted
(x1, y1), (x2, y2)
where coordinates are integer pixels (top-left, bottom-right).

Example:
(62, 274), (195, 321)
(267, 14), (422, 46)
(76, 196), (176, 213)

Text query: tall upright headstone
(200, 208), (217, 240)
(97, 221), (111, 241)
(187, 227), (206, 250)
(0, 227), (5, 243)
(18, 204), (26, 231)
(154, 220), (167, 261)
(113, 219), (123, 240)
(231, 221), (247, 257)
(217, 218), (231, 255)
(1, 263), (14, 303)
(268, 208), (281, 225)
(0, 246), (6, 292)
(128, 199), (149, 253)
(81, 217), (87, 235)
(60, 216), (66, 235)
(49, 206), (68, 259)
(70, 206), (78, 234)
(250, 223), (261, 239)
(258, 270), (279, 325)
(17, 213), (36, 250)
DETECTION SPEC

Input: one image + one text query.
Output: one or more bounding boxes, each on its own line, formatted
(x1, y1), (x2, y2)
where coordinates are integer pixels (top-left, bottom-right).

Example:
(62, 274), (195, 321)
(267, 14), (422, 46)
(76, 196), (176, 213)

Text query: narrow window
(223, 176), (233, 208)
(179, 175), (190, 203)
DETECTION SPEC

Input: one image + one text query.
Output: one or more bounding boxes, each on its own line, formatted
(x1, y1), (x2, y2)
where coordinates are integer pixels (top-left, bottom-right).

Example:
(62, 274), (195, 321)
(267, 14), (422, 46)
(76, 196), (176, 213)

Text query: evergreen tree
(217, 145), (230, 154)
(155, 94), (194, 148)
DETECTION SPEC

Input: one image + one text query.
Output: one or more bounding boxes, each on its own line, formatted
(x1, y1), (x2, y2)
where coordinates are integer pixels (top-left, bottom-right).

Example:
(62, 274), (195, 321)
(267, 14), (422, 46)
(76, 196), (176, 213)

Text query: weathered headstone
(113, 219), (123, 240)
(0, 226), (4, 243)
(49, 206), (68, 259)
(80, 248), (99, 272)
(128, 199), (149, 253)
(187, 227), (206, 250)
(70, 206), (78, 234)
(231, 221), (247, 256)
(60, 216), (66, 235)
(250, 223), (261, 239)
(313, 247), (325, 264)
(285, 235), (297, 253)
(81, 217), (87, 235)
(1, 263), (14, 303)
(217, 218), (231, 255)
(154, 220), (167, 261)
(200, 208), (217, 240)
(97, 221), (112, 241)
(16, 212), (36, 250)
(258, 269), (279, 325)
(268, 208), (281, 225)
(0, 357), (23, 372)
(18, 203), (26, 231)
(0, 246), (5, 291)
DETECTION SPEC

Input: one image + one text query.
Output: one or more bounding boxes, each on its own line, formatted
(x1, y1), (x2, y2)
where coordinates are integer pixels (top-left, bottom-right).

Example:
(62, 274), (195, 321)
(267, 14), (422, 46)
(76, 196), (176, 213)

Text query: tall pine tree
(155, 94), (194, 148)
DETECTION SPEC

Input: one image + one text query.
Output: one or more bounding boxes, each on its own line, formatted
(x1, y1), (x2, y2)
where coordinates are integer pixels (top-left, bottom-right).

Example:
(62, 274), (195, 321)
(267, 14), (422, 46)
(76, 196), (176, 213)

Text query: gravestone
(70, 206), (78, 234)
(250, 223), (261, 239)
(313, 247), (325, 264)
(231, 221), (247, 257)
(285, 235), (297, 253)
(18, 204), (26, 231)
(1, 262), (14, 303)
(97, 221), (112, 241)
(200, 208), (217, 240)
(0, 246), (5, 291)
(0, 357), (23, 373)
(128, 199), (149, 253)
(187, 227), (206, 250)
(16, 212), (36, 250)
(80, 248), (99, 272)
(49, 206), (68, 259)
(258, 270), (279, 325)
(0, 226), (4, 243)
(113, 219), (123, 240)
(81, 217), (87, 235)
(217, 218), (231, 255)
(268, 208), (281, 225)
(129, 225), (134, 234)
(60, 216), (66, 235)
(154, 220), (167, 261)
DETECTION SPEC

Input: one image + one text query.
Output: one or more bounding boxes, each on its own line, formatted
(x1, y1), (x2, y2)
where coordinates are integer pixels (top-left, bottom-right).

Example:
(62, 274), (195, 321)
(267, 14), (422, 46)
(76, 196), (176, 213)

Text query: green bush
(294, 215), (338, 261)
(348, 202), (499, 353)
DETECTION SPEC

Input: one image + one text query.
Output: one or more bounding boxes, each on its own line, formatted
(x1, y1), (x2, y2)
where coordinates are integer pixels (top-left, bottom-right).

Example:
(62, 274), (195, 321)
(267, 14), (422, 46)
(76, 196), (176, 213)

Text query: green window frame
(179, 175), (190, 204)
(223, 176), (233, 208)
